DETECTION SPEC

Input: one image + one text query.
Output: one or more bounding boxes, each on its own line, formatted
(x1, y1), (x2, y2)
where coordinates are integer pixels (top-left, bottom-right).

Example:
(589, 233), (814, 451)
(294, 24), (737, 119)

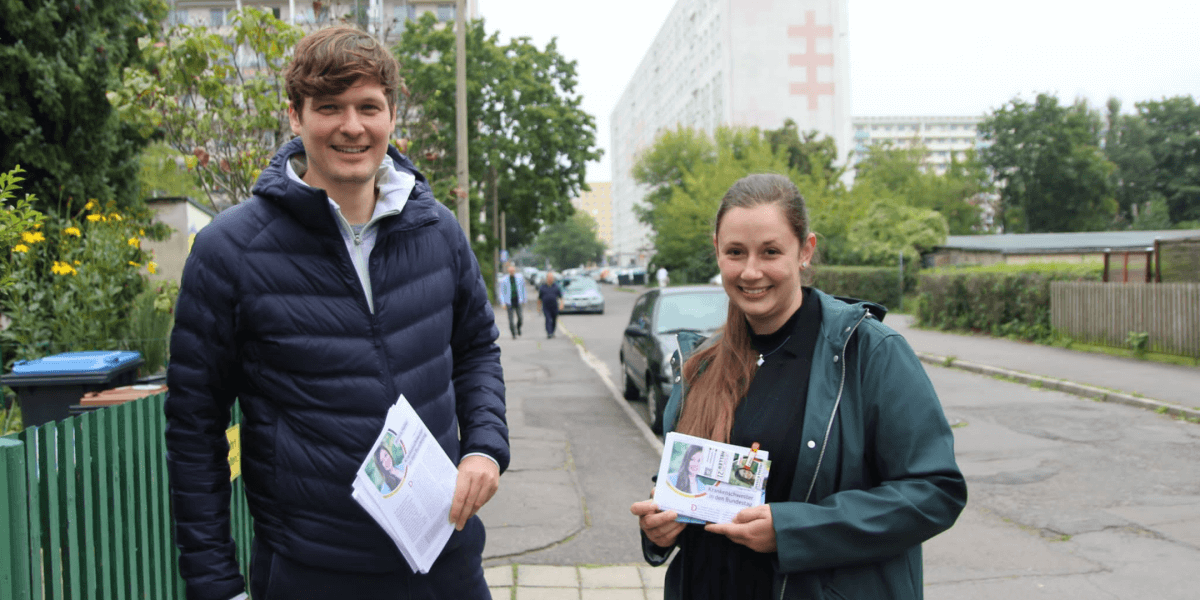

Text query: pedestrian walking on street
(656, 266), (669, 288)
(631, 173), (966, 600)
(537, 271), (564, 339)
(165, 26), (508, 600)
(499, 262), (526, 339)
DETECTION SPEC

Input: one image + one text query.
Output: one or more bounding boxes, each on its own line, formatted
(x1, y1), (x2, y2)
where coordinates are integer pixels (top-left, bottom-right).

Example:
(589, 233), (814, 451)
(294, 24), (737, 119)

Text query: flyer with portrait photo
(653, 432), (771, 525)
(351, 394), (458, 574)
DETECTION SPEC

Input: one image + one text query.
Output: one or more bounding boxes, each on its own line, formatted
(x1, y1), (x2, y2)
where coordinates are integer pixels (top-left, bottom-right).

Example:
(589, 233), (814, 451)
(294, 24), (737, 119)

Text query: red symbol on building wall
(788, 10), (834, 111)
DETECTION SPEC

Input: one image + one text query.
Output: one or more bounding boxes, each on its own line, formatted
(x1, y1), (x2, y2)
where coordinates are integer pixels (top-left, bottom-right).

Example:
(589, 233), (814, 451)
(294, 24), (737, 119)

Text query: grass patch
(1051, 337), (1200, 368)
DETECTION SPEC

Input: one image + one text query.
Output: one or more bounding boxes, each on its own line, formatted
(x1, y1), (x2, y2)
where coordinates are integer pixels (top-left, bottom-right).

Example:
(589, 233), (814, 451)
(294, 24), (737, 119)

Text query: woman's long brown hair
(675, 174), (811, 443)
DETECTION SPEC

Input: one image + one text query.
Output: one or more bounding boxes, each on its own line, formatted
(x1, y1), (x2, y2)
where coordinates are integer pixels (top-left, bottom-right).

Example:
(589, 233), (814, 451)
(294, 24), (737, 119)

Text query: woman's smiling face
(715, 203), (816, 334)
(688, 451), (704, 475)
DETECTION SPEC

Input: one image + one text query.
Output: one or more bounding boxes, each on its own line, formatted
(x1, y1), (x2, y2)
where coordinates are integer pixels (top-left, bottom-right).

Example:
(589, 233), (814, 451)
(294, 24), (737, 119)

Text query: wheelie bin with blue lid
(1, 350), (144, 427)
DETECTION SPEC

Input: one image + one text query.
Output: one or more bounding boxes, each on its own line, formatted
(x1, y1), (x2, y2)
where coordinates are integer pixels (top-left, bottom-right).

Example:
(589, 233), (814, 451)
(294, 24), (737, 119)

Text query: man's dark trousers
(248, 521), (490, 599)
(543, 304), (558, 337)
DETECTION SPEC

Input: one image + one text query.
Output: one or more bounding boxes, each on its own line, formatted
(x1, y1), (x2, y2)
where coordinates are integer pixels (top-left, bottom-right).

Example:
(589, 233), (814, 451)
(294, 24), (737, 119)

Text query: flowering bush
(2, 167), (163, 374)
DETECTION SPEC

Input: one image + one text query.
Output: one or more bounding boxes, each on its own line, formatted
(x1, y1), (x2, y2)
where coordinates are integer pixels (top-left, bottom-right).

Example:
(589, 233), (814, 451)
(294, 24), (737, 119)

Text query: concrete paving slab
(514, 587), (580, 600)
(485, 565), (514, 587)
(490, 587), (511, 600)
(518, 565), (579, 587)
(638, 566), (666, 589)
(580, 589), (645, 600)
(578, 565), (642, 588)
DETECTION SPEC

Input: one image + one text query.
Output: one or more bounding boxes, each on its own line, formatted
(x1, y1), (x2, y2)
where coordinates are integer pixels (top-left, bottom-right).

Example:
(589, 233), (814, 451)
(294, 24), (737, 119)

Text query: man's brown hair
(284, 26), (401, 117)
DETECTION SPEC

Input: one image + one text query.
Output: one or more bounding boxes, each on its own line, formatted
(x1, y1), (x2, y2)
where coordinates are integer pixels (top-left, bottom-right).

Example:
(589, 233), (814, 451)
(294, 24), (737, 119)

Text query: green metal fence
(0, 394), (253, 600)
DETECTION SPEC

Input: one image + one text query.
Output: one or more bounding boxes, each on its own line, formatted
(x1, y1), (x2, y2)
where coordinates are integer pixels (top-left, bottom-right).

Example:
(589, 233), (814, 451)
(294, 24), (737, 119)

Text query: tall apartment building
(851, 116), (985, 176)
(168, 0), (478, 40)
(610, 0), (852, 266)
(570, 182), (614, 263)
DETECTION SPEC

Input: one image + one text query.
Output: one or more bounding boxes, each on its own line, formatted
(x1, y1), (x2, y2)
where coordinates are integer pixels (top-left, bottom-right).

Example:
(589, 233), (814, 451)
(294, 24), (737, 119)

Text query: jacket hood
(251, 137), (439, 233)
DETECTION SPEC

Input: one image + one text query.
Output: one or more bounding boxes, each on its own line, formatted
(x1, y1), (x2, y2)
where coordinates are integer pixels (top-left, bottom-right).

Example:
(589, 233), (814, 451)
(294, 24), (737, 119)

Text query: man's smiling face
(288, 78), (396, 194)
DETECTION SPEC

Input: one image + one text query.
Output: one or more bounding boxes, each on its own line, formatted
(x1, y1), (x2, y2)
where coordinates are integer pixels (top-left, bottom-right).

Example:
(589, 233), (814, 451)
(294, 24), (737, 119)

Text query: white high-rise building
(851, 116), (986, 176)
(610, 0), (852, 266)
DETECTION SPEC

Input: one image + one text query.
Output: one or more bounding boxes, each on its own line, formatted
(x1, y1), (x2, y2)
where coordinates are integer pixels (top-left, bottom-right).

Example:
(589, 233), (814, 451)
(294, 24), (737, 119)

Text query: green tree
(765, 119), (843, 181)
(853, 144), (988, 234)
(109, 8), (303, 212)
(1136, 95), (1200, 226)
(979, 93), (1117, 233)
(1, 0), (165, 216)
(531, 212), (605, 270)
(1104, 98), (1157, 225)
(139, 142), (204, 199)
(845, 199), (948, 266)
(392, 14), (602, 251)
(631, 126), (717, 236)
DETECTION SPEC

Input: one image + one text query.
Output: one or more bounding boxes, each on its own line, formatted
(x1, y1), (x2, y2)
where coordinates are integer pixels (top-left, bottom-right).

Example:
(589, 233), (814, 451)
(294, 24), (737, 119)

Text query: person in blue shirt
(498, 263), (527, 339)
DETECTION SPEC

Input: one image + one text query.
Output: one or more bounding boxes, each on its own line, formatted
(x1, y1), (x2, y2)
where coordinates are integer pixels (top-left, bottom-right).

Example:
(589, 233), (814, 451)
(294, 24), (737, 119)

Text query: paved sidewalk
(484, 564), (665, 600)
(887, 314), (1200, 415)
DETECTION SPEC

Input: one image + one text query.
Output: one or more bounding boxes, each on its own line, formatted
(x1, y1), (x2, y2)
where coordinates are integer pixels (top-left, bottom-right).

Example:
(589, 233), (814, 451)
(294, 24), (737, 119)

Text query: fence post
(1, 437), (31, 600)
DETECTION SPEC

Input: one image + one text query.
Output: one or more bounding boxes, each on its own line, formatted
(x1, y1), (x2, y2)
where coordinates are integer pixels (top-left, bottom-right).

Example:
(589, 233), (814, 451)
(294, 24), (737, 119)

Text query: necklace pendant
(756, 354), (765, 367)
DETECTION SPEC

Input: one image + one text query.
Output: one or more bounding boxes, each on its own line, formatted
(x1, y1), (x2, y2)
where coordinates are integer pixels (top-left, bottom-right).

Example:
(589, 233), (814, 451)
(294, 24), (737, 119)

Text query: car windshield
(654, 292), (728, 334)
(563, 278), (598, 293)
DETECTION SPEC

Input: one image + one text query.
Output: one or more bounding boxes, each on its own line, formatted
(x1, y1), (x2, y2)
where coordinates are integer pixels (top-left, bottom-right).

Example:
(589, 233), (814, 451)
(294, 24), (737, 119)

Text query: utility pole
(454, 0), (469, 238)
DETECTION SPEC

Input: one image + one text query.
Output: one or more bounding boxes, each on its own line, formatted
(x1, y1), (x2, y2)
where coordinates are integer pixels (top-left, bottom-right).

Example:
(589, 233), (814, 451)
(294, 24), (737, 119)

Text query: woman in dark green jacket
(631, 174), (967, 599)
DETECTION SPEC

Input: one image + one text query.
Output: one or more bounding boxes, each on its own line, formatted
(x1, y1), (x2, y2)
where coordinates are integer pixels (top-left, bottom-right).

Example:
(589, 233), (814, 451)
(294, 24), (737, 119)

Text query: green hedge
(916, 263), (1102, 341)
(810, 265), (917, 310)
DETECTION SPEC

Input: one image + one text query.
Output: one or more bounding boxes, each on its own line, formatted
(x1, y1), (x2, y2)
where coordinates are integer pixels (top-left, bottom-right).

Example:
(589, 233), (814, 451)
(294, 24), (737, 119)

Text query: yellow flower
(51, 261), (78, 276)
(147, 261), (158, 275)
(139, 229), (145, 236)
(64, 227), (82, 237)
(21, 231), (45, 244)
(109, 213), (123, 221)
(84, 200), (96, 210)
(74, 261), (81, 265)
(128, 261), (141, 267)
(127, 237), (141, 248)
(13, 244), (29, 253)
(87, 214), (102, 222)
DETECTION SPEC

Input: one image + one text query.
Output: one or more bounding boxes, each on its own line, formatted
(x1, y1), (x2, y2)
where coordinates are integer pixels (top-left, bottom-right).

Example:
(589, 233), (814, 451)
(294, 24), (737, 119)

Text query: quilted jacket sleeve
(446, 222), (510, 473)
(771, 332), (967, 574)
(165, 225), (246, 600)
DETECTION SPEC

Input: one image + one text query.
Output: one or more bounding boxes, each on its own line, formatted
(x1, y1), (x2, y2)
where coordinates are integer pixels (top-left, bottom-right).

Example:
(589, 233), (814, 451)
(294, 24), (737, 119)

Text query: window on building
(272, 7), (281, 19)
(210, 8), (225, 26)
(169, 9), (188, 25)
(437, 3), (455, 21)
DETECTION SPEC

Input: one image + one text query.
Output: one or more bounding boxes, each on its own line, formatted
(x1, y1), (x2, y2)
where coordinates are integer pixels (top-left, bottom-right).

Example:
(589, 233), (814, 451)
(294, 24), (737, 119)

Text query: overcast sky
(484, 0), (1200, 183)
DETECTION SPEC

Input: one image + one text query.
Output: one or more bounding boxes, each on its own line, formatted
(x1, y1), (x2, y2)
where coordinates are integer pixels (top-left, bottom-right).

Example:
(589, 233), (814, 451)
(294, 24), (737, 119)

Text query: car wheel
(648, 373), (666, 434)
(620, 355), (640, 401)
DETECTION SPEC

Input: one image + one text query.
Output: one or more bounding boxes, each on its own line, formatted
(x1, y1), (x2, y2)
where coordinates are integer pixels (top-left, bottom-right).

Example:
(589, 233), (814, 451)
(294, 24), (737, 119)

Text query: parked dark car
(619, 286), (728, 433)
(559, 276), (605, 314)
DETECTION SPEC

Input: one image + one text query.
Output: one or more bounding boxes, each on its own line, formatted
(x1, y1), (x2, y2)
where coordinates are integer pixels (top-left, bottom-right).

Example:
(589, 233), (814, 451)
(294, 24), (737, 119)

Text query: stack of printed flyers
(351, 394), (458, 574)
(654, 432), (771, 524)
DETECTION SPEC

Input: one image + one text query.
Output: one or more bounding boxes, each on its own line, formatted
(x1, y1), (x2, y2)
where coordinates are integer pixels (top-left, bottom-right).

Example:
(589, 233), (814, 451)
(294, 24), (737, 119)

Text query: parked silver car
(619, 286), (728, 433)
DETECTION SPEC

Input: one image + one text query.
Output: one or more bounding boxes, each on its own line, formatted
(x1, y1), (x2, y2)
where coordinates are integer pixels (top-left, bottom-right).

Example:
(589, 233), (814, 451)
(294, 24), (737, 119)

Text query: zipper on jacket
(780, 308), (872, 600)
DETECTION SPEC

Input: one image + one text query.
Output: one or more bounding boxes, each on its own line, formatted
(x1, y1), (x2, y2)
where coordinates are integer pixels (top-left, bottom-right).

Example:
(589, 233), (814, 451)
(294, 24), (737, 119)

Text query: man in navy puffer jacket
(165, 27), (508, 600)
